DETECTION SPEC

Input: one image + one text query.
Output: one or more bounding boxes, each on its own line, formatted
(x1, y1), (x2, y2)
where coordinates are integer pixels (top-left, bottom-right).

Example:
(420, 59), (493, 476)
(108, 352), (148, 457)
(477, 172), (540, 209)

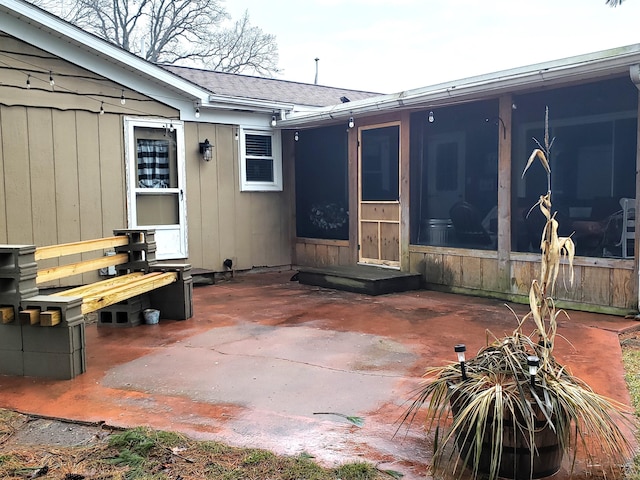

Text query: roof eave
(277, 44), (640, 128)
(206, 94), (294, 114)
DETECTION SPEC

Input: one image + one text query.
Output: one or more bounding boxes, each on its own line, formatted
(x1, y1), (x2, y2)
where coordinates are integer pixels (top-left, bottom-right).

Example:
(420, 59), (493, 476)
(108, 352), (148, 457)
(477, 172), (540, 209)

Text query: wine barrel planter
(450, 389), (565, 479)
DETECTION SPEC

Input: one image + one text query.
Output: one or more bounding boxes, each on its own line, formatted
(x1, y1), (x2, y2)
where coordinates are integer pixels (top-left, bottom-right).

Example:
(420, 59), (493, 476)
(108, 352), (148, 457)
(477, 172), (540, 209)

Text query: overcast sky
(224, 0), (640, 93)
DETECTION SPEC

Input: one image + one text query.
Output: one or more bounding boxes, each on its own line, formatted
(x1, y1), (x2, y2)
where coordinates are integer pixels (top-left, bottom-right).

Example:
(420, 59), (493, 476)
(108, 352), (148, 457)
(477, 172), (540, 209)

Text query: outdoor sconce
(294, 131), (299, 142)
(527, 355), (540, 387)
(271, 115), (277, 127)
(199, 139), (212, 162)
(454, 344), (467, 380)
(428, 111), (435, 123)
(348, 116), (355, 129)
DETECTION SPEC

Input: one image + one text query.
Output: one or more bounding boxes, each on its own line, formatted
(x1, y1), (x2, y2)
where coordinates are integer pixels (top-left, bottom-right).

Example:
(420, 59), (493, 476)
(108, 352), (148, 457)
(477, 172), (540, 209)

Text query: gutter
(277, 44), (640, 128)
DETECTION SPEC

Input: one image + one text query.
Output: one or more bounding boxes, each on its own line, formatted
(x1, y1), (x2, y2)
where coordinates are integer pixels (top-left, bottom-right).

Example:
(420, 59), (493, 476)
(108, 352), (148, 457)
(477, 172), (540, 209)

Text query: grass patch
(621, 339), (640, 479)
(0, 422), (390, 479)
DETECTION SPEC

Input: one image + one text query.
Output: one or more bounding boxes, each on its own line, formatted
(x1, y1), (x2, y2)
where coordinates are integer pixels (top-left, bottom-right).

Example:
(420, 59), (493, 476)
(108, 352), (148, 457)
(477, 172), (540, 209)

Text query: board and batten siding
(1, 34), (294, 286)
(184, 122), (293, 273)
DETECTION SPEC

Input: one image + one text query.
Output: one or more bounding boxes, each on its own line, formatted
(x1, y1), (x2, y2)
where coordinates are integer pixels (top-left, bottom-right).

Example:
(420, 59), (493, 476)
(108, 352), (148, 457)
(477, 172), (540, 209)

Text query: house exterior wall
(1, 34), (293, 286)
(184, 123), (293, 273)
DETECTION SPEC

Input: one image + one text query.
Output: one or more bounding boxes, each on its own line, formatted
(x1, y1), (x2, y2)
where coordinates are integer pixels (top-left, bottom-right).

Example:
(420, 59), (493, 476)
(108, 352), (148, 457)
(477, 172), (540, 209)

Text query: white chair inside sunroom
(617, 197), (635, 258)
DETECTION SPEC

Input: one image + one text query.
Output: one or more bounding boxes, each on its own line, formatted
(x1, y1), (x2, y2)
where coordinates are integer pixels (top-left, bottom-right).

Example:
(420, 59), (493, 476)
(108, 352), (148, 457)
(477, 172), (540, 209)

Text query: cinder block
(150, 276), (193, 320)
(0, 245), (36, 275)
(22, 322), (85, 354)
(113, 229), (157, 272)
(98, 294), (150, 327)
(0, 322), (22, 350)
(20, 295), (84, 327)
(150, 263), (192, 281)
(0, 349), (23, 376)
(23, 349), (85, 380)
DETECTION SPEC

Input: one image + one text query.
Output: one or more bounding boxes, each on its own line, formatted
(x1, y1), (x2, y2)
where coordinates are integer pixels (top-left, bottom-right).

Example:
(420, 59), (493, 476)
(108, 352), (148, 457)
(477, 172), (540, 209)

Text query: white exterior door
(124, 117), (187, 259)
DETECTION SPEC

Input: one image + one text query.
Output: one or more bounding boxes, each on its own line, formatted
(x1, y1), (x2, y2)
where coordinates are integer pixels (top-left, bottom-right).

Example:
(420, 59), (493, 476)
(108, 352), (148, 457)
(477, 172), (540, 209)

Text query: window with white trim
(239, 128), (283, 191)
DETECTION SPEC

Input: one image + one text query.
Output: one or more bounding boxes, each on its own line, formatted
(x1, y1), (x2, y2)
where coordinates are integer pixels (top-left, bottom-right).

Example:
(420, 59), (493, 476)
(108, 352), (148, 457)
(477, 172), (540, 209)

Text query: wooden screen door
(358, 123), (401, 268)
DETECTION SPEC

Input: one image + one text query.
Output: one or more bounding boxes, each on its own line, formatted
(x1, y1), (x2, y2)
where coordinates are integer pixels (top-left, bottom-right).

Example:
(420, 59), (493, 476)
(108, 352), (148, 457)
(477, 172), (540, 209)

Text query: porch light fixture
(199, 139), (213, 162)
(99, 102), (105, 115)
(454, 344), (467, 380)
(49, 71), (54, 87)
(120, 90), (126, 105)
(527, 355), (540, 387)
(271, 115), (277, 127)
(294, 131), (299, 142)
(235, 128), (239, 141)
(26, 74), (31, 89)
(348, 116), (355, 129)
(428, 111), (434, 123)
(195, 107), (200, 119)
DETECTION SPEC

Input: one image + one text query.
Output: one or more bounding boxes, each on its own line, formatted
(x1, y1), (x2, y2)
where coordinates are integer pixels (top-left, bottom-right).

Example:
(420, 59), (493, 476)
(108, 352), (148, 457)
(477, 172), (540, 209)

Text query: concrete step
(296, 265), (421, 295)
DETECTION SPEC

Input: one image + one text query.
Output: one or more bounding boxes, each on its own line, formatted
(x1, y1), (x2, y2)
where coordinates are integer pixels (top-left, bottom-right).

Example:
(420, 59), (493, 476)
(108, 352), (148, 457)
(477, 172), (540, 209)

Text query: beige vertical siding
(185, 122), (293, 272)
(1, 34), (294, 286)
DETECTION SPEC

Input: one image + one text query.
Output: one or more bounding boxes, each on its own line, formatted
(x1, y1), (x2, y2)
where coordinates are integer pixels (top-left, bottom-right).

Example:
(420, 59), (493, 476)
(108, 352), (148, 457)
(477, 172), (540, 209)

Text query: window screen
(245, 134), (274, 182)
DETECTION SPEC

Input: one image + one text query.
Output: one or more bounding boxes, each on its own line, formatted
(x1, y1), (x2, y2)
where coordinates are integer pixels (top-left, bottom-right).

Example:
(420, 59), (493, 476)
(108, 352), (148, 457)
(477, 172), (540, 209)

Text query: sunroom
(285, 46), (640, 314)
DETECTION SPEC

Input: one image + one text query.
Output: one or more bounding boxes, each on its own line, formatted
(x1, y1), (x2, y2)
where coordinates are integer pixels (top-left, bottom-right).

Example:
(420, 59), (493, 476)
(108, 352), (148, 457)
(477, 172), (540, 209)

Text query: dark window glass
(244, 133), (274, 183)
(246, 158), (274, 182)
(361, 126), (399, 201)
(295, 125), (349, 240)
(409, 99), (499, 250)
(512, 76), (638, 258)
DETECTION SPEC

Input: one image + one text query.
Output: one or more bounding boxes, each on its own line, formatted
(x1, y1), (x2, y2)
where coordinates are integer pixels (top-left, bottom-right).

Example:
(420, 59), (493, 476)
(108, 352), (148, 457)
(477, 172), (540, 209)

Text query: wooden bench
(0, 229), (193, 379)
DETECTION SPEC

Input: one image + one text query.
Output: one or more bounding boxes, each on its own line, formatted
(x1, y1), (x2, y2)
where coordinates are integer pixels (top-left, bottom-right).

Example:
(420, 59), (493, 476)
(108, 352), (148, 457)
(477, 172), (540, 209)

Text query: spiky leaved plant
(400, 108), (634, 480)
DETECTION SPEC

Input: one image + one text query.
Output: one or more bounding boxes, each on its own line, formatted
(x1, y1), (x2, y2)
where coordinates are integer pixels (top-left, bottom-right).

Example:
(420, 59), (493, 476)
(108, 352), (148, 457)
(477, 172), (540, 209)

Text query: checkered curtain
(137, 139), (170, 188)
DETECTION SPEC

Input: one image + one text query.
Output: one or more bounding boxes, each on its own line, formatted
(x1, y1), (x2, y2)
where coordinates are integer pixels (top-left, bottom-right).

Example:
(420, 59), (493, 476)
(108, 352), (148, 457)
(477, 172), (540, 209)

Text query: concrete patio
(0, 269), (637, 479)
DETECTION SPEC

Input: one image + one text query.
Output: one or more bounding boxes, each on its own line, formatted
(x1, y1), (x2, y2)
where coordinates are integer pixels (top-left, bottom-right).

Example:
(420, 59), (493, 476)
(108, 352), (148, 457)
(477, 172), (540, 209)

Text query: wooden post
(497, 95), (513, 292)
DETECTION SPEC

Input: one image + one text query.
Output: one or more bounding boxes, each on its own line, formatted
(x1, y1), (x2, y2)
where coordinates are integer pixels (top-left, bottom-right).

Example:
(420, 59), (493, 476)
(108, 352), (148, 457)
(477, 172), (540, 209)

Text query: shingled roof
(163, 65), (381, 108)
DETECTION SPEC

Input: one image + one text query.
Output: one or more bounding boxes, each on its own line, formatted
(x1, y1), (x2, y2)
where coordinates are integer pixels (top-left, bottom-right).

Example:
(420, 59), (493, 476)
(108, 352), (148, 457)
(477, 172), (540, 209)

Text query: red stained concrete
(0, 270), (638, 479)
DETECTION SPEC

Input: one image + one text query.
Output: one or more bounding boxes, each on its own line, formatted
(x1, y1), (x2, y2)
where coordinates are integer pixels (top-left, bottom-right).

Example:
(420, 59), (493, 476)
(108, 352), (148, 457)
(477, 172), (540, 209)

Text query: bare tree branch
(27, 0), (280, 76)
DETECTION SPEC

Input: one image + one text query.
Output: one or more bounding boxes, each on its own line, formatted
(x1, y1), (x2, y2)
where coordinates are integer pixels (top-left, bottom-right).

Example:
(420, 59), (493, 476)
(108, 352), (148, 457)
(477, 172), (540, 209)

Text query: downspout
(629, 65), (640, 312)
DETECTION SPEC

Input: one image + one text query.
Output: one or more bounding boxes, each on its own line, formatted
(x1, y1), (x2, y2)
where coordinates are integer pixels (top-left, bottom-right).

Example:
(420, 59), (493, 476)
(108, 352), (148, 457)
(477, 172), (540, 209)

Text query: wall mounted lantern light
(348, 116), (355, 129)
(428, 111), (435, 123)
(199, 139), (213, 162)
(271, 115), (277, 127)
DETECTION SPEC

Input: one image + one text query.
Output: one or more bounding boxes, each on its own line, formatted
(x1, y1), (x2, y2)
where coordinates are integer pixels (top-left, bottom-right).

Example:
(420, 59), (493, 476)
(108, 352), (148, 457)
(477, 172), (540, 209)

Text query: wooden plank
(57, 272), (145, 298)
(481, 257), (499, 292)
(361, 203), (400, 221)
(380, 222), (400, 262)
(40, 309), (61, 327)
(81, 272), (177, 314)
(35, 236), (130, 260)
(19, 309), (40, 325)
(461, 256), (482, 289)
(360, 222), (379, 260)
(581, 266), (611, 306)
(612, 267), (634, 309)
(36, 252), (129, 284)
(0, 306), (14, 324)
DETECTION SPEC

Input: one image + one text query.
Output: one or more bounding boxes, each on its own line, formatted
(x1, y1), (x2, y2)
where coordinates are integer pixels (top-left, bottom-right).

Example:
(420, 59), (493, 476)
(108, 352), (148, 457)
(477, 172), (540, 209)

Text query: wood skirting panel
(409, 247), (637, 312)
(295, 239), (350, 267)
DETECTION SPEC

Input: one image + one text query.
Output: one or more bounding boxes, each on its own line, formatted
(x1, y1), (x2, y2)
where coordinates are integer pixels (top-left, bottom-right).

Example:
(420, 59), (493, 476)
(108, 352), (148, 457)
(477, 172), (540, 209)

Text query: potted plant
(400, 108), (634, 480)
